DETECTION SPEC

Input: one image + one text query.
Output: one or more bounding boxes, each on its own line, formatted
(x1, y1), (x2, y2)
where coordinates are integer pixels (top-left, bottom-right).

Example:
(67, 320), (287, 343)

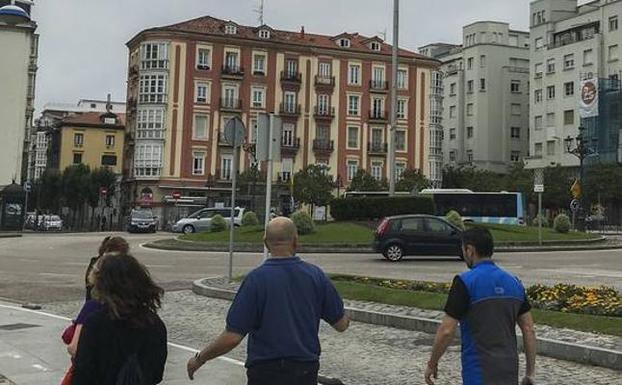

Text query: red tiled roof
(61, 112), (126, 127)
(149, 15), (430, 60)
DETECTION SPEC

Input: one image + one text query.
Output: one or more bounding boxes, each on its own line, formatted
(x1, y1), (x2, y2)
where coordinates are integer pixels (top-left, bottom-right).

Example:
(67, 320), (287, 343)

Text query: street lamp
(564, 126), (597, 228)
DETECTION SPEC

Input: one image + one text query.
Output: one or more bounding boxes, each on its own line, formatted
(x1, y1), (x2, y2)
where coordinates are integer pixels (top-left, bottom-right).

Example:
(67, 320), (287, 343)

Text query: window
(535, 37), (543, 49)
(225, 24), (237, 35)
(139, 74), (167, 104)
(535, 63), (543, 77)
(449, 151), (456, 162)
(105, 135), (115, 147)
(253, 53), (266, 74)
(427, 218), (451, 234)
(450, 83), (456, 95)
(583, 49), (594, 66)
(348, 63), (361, 85)
(192, 152), (205, 175)
(371, 97), (384, 118)
(370, 41), (381, 51)
(224, 51), (239, 70)
(609, 45), (619, 61)
(395, 162), (406, 180)
(511, 81), (520, 93)
(140, 42), (168, 70)
(449, 106), (456, 118)
(283, 92), (296, 112)
(466, 103), (474, 116)
(371, 161), (383, 181)
(511, 151), (520, 162)
(467, 127), (474, 138)
(251, 87), (265, 108)
(610, 16), (619, 32)
(339, 38), (351, 48)
(467, 57), (473, 70)
(535, 89), (543, 103)
(534, 143), (543, 157)
(280, 158), (293, 181)
(317, 94), (329, 114)
(511, 104), (521, 116)
(372, 66), (385, 84)
(223, 86), (238, 108)
(546, 59), (555, 74)
(73, 153), (82, 164)
(136, 108), (165, 139)
(347, 160), (358, 181)
(285, 59), (298, 78)
(258, 29), (270, 39)
(397, 69), (407, 89)
(480, 55), (486, 68)
(511, 127), (520, 139)
(564, 81), (574, 96)
(449, 128), (456, 140)
(282, 123), (295, 147)
(397, 99), (406, 119)
(193, 114), (208, 140)
(319, 62), (331, 78)
(466, 150), (473, 163)
(546, 112), (555, 127)
(547, 141), (556, 156)
(395, 131), (406, 151)
(221, 155), (233, 180)
(480, 78), (486, 91)
(134, 144), (163, 177)
(467, 80), (474, 93)
(535, 116), (543, 130)
(347, 126), (359, 148)
(563, 54), (575, 70)
(348, 95), (360, 115)
(195, 82), (209, 103)
(547, 85), (555, 99)
(564, 110), (574, 125)
(196, 48), (210, 70)
(74, 133), (84, 147)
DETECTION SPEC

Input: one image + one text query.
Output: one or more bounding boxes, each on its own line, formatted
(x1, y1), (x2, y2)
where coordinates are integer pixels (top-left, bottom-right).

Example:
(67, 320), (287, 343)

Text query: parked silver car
(41, 215), (63, 231)
(173, 207), (245, 234)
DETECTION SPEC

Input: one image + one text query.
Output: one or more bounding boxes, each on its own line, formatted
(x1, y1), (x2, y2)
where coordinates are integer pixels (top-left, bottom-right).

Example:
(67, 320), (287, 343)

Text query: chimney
(300, 26), (305, 38)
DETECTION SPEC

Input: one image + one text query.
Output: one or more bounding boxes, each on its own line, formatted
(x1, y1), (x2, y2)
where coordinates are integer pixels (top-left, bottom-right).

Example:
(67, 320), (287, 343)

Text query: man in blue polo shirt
(187, 216), (349, 384)
(425, 227), (537, 385)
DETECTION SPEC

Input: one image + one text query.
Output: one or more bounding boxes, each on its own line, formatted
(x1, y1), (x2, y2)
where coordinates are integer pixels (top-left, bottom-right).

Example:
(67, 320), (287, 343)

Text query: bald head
(264, 217), (298, 256)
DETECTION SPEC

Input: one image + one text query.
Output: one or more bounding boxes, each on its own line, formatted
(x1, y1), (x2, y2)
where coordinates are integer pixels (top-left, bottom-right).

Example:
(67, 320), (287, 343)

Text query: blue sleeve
(226, 275), (259, 336)
(320, 274), (345, 325)
(75, 300), (103, 325)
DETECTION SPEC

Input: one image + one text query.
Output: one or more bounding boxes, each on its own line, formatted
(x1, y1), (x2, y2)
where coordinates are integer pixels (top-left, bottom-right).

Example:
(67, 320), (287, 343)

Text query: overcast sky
(30, 0), (590, 114)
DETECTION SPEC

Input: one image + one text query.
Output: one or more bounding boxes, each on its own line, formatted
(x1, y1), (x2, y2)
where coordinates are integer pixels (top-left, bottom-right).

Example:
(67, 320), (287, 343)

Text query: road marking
(37, 273), (75, 278)
(0, 303), (246, 367)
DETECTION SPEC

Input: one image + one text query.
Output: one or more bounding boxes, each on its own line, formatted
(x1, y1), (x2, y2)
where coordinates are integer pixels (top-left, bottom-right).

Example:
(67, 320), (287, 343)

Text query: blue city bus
(343, 189), (525, 226)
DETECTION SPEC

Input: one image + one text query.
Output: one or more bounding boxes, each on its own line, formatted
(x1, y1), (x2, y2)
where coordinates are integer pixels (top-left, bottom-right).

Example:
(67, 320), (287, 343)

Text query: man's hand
(424, 361), (438, 385)
(187, 355), (203, 380)
(521, 376), (535, 385)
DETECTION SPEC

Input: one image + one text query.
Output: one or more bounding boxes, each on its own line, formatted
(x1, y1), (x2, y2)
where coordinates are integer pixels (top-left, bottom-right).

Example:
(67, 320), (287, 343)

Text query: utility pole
(388, 0), (399, 196)
(256, 0), (265, 25)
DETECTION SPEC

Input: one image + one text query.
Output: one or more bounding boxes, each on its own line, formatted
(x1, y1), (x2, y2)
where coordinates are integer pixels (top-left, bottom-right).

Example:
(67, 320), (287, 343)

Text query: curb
(192, 278), (622, 371)
(0, 233), (22, 239)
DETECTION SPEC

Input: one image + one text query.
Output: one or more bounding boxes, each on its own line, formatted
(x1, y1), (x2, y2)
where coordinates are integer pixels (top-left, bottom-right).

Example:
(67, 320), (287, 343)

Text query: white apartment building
(527, 0), (622, 168)
(420, 21), (531, 173)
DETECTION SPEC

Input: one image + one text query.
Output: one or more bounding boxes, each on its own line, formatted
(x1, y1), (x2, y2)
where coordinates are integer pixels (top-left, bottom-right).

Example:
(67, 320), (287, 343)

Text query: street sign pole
(538, 192), (542, 246)
(22, 190), (29, 232)
(263, 114), (274, 260)
(228, 134), (239, 282)
(534, 169), (544, 246)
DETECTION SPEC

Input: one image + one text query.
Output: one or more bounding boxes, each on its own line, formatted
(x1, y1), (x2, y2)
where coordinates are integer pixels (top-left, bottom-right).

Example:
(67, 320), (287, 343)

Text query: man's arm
(425, 315), (459, 385)
(187, 330), (244, 380)
(331, 314), (350, 332)
(518, 311), (536, 381)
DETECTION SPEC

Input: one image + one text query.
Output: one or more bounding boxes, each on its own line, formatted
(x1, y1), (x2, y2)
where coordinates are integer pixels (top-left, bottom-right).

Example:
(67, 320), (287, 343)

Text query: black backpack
(115, 327), (145, 385)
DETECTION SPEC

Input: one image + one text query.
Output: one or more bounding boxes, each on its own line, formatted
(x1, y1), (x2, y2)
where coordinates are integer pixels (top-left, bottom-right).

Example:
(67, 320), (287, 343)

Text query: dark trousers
(247, 360), (319, 385)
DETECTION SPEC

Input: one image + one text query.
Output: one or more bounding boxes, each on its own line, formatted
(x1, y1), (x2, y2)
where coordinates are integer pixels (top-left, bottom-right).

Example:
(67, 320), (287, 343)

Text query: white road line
(0, 303), (246, 367)
(37, 273), (75, 278)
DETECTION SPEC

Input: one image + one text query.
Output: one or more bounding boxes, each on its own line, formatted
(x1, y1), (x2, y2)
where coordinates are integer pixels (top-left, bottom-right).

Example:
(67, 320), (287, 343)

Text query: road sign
(256, 113), (281, 162)
(534, 184), (544, 193)
(24, 181), (32, 193)
(172, 191), (181, 200)
(570, 199), (580, 212)
(224, 117), (245, 147)
(100, 187), (108, 196)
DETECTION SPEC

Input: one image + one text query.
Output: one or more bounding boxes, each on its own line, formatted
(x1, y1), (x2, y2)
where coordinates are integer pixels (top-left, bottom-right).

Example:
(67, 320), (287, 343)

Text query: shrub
(532, 214), (549, 227)
(210, 214), (227, 232)
(445, 210), (465, 230)
(241, 211), (259, 226)
(291, 210), (315, 235)
(330, 196), (435, 221)
(553, 213), (571, 233)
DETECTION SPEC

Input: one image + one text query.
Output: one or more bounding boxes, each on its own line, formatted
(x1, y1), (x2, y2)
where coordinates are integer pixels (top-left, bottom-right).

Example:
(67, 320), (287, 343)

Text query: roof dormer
(332, 33), (353, 48)
(362, 36), (384, 52)
(224, 21), (238, 35)
(255, 24), (273, 39)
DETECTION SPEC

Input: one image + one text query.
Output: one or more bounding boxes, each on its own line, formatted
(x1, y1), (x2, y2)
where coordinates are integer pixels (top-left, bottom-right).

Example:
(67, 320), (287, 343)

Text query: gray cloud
(30, 0), (581, 114)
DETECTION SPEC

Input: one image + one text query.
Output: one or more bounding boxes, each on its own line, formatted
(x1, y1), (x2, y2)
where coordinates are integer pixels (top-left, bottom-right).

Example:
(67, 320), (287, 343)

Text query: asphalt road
(0, 232), (621, 303)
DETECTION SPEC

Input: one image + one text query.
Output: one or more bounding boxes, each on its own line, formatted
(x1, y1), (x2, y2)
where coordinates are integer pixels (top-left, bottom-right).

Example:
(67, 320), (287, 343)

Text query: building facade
(124, 16), (439, 220)
(527, 0), (622, 168)
(0, 0), (38, 186)
(420, 22), (531, 173)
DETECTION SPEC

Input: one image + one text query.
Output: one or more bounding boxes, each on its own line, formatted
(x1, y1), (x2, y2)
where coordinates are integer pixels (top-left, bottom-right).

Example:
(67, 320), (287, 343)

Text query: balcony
(279, 103), (301, 117)
(313, 106), (335, 121)
(220, 98), (242, 112)
(368, 110), (388, 122)
(281, 137), (301, 156)
(281, 71), (302, 83)
(368, 142), (388, 155)
(221, 65), (244, 79)
(315, 75), (335, 90)
(313, 139), (334, 155)
(369, 79), (389, 92)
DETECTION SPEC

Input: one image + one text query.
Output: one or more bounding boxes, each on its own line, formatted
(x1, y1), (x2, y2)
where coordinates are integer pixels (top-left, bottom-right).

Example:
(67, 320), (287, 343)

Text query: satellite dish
(0, 5), (31, 25)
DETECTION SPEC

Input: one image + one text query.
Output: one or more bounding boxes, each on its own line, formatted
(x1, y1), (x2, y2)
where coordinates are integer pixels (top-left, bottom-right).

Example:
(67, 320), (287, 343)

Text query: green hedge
(330, 196), (435, 221)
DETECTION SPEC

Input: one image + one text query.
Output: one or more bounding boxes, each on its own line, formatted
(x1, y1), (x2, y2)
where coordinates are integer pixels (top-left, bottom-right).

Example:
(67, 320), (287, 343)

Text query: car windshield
(132, 210), (153, 219)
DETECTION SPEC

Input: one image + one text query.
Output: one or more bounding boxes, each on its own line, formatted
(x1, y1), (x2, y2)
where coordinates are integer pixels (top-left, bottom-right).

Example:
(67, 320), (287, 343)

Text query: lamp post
(564, 126), (597, 229)
(335, 174), (343, 198)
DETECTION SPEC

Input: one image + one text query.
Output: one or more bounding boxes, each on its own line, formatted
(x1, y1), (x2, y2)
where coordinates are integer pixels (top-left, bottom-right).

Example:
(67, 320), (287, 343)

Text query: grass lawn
(333, 281), (621, 336)
(181, 221), (597, 245)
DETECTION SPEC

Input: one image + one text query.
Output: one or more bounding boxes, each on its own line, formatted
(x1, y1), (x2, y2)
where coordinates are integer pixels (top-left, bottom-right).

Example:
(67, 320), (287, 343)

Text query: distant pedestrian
(425, 227), (537, 385)
(187, 217), (349, 384)
(101, 215), (107, 232)
(72, 252), (167, 385)
(85, 236), (129, 300)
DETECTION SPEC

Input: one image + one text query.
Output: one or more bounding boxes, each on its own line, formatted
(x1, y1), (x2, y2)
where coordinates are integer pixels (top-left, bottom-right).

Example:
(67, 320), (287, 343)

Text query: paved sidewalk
(0, 302), (246, 385)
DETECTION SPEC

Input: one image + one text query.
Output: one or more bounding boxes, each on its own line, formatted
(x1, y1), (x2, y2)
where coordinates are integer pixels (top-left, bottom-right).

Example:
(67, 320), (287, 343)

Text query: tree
(37, 169), (62, 213)
(442, 166), (503, 191)
(347, 169), (384, 192)
(87, 168), (117, 230)
(292, 165), (334, 214)
(61, 164), (91, 229)
(396, 168), (431, 193)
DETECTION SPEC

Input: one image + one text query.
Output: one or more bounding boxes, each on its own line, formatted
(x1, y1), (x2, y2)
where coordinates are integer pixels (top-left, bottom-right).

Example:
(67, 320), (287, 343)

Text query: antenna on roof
(255, 0), (265, 26)
(379, 28), (387, 41)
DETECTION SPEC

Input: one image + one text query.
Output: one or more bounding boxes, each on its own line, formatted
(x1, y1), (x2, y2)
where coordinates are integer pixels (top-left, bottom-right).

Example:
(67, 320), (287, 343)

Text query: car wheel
(383, 244), (404, 262)
(182, 225), (195, 234)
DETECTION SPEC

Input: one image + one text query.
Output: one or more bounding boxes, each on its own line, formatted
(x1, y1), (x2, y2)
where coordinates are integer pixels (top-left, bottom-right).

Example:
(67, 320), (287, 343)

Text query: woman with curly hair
(71, 252), (167, 385)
